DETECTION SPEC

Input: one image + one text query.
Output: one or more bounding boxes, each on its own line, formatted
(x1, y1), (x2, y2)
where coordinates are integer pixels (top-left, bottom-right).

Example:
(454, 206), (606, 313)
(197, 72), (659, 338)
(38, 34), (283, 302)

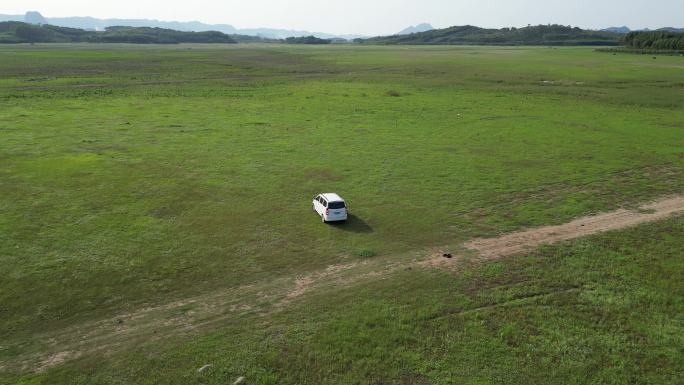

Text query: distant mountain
(48, 16), (239, 34)
(658, 27), (684, 33)
(0, 11), (363, 40)
(233, 27), (363, 40)
(24, 11), (47, 24)
(602, 26), (631, 33)
(396, 23), (434, 35)
(0, 14), (22, 22)
(601, 26), (684, 33)
(361, 24), (621, 46)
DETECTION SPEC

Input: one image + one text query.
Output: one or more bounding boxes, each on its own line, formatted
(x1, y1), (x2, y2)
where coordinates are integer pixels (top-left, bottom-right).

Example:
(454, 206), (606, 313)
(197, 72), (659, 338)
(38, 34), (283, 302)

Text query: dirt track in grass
(5, 194), (684, 374)
(467, 195), (684, 259)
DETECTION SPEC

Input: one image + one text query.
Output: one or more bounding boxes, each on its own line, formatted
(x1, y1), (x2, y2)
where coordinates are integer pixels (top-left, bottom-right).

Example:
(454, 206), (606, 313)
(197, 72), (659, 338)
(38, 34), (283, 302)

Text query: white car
(313, 193), (348, 223)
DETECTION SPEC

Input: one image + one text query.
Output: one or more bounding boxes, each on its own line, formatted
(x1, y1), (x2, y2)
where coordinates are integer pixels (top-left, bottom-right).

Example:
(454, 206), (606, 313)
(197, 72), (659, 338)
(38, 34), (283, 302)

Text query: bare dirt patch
(284, 261), (360, 301)
(35, 351), (80, 373)
(424, 194), (684, 268)
(465, 195), (684, 260)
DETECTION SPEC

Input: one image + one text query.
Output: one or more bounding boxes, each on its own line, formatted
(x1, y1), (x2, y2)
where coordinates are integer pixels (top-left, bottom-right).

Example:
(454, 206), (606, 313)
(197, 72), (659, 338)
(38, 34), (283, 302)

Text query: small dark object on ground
(357, 249), (377, 258)
(443, 253), (453, 259)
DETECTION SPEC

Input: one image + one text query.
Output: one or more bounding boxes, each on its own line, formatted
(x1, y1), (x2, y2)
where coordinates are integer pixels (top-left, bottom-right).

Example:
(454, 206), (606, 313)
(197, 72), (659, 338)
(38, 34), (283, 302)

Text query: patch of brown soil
(464, 195), (684, 260)
(35, 351), (80, 373)
(285, 262), (361, 300)
(419, 195), (684, 268)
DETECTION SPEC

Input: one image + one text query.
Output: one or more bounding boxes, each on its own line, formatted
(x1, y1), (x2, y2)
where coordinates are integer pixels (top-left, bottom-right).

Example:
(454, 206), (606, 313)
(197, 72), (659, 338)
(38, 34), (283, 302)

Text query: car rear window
(329, 202), (346, 209)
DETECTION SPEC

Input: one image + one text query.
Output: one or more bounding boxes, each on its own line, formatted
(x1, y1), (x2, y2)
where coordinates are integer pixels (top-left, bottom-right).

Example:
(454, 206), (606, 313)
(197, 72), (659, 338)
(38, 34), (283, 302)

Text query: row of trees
(94, 27), (237, 44)
(285, 36), (331, 44)
(623, 31), (684, 51)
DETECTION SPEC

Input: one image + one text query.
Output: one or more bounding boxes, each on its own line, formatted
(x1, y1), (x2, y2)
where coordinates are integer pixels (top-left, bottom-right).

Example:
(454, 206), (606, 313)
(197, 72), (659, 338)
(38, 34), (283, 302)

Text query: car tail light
(326, 209), (329, 215)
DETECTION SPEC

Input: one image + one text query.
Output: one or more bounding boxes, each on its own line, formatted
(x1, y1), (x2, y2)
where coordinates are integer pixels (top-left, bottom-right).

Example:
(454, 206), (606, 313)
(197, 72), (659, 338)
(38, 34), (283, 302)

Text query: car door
(314, 196), (324, 216)
(320, 198), (328, 218)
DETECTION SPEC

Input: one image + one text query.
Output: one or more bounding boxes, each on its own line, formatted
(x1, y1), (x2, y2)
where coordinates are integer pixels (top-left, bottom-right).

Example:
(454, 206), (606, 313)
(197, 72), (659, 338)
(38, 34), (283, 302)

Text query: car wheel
(321, 215), (326, 223)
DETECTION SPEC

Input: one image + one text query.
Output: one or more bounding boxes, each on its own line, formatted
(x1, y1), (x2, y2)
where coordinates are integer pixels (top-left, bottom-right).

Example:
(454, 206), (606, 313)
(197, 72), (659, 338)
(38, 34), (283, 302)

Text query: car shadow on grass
(329, 214), (373, 234)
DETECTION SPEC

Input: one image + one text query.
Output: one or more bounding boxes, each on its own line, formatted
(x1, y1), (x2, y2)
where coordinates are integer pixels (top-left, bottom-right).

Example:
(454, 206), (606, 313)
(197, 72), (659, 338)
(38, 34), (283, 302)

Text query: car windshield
(328, 201), (346, 209)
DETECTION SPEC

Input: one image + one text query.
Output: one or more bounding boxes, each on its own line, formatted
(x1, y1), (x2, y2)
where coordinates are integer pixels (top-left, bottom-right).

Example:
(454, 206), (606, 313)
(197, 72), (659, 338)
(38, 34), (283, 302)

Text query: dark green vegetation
(359, 25), (621, 45)
(285, 35), (331, 44)
(624, 31), (684, 51)
(597, 31), (684, 56)
(0, 22), (238, 44)
(1, 44), (683, 384)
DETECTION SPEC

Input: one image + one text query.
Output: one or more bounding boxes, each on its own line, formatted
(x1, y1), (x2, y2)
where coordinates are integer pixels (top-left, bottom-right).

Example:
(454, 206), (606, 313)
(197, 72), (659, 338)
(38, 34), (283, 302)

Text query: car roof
(320, 193), (345, 202)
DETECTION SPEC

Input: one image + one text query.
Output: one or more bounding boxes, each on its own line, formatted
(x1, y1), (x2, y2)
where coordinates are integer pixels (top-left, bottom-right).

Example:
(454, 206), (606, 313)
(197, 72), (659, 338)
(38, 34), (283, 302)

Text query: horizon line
(2, 9), (681, 36)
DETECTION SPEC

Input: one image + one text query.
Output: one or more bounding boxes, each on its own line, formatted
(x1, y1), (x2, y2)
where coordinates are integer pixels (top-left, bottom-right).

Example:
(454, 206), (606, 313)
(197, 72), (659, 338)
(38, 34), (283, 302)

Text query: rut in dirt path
(5, 194), (684, 374)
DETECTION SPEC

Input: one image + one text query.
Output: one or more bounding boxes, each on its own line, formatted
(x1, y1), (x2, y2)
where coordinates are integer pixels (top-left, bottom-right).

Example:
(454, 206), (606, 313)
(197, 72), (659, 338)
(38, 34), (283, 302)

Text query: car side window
(323, 200), (328, 207)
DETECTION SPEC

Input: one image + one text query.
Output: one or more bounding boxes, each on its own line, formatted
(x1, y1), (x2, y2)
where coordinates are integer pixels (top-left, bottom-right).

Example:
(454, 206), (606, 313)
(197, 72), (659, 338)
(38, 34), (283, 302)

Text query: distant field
(1, 44), (683, 384)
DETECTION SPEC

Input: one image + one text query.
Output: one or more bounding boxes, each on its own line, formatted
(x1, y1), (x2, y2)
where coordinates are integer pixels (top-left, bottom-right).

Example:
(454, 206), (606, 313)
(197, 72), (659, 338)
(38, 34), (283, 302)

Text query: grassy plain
(1, 44), (683, 384)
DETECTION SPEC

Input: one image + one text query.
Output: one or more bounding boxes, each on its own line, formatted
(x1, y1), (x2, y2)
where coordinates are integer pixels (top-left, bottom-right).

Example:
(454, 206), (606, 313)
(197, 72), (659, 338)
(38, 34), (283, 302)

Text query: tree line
(623, 31), (684, 50)
(285, 36), (331, 44)
(358, 25), (621, 46)
(0, 22), (238, 44)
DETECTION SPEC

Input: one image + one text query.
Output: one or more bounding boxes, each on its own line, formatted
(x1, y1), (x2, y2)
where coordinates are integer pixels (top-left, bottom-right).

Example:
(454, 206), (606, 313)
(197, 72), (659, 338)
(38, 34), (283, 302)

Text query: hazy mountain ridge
(602, 26), (631, 33)
(396, 23), (434, 35)
(0, 11), (365, 40)
(601, 26), (684, 33)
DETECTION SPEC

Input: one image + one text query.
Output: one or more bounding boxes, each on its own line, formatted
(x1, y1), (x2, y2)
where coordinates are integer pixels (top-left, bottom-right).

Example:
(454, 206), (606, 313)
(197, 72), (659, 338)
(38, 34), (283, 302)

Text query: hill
(396, 23), (434, 35)
(0, 21), (239, 44)
(360, 24), (621, 45)
(601, 26), (684, 34)
(0, 11), (364, 40)
(24, 11), (47, 25)
(602, 26), (631, 33)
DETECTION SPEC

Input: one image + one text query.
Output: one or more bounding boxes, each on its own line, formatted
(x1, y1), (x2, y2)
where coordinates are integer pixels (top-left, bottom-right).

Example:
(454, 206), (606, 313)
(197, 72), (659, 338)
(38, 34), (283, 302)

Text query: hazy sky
(2, 0), (683, 35)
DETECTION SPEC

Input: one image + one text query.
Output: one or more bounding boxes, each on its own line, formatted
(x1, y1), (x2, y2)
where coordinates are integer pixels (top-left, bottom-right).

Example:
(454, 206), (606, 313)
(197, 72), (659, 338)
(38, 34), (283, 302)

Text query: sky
(2, 0), (683, 36)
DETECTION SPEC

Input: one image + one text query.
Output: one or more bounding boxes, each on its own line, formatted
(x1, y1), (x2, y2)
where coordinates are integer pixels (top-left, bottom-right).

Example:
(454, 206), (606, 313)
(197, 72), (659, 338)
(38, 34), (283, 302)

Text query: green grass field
(1, 44), (683, 384)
